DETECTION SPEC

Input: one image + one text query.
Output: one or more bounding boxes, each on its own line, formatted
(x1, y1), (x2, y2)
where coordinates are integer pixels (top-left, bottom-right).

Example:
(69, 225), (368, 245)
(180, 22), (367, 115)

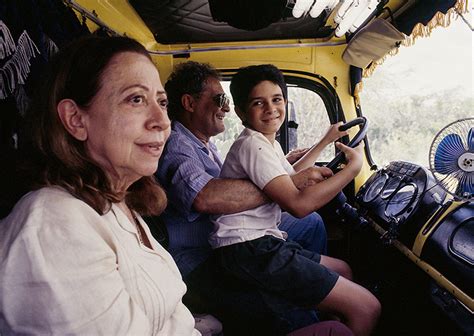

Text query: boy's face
(245, 80), (286, 142)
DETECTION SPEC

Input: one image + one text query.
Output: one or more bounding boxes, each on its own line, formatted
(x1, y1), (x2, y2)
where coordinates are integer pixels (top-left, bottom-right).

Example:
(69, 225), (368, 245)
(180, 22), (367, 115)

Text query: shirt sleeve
(0, 196), (151, 335)
(238, 134), (290, 190)
(157, 137), (214, 220)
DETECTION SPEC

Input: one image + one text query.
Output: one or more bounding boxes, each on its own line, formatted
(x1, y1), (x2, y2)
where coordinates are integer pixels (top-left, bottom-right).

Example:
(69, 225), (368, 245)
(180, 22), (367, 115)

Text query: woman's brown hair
(26, 35), (167, 216)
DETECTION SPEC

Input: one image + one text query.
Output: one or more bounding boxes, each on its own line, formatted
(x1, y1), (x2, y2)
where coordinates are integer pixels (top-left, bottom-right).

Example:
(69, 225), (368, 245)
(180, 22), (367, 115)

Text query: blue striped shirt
(156, 121), (223, 276)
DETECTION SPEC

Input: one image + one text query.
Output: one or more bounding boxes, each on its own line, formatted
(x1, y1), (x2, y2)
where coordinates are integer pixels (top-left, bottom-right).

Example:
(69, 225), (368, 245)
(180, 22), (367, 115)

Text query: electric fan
(429, 118), (474, 201)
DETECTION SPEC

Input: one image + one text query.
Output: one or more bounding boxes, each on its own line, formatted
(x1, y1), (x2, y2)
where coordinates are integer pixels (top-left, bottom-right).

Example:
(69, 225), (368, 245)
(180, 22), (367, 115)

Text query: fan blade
(456, 172), (474, 196)
(468, 127), (474, 151)
(434, 133), (466, 175)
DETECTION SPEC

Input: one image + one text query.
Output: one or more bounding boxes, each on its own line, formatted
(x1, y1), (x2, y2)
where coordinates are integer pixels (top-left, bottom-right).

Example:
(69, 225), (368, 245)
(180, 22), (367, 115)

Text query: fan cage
(429, 117), (474, 201)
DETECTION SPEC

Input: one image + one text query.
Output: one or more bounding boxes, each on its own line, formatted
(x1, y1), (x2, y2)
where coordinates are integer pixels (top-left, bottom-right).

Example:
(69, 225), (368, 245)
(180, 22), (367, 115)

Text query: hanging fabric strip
(14, 84), (30, 117)
(349, 65), (363, 107)
(402, 0), (468, 47)
(0, 21), (16, 60)
(44, 34), (59, 59)
(0, 29), (40, 100)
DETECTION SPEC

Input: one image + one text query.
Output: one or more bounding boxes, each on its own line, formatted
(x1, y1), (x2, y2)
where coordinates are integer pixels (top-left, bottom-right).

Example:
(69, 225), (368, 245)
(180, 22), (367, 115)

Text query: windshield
(361, 17), (473, 168)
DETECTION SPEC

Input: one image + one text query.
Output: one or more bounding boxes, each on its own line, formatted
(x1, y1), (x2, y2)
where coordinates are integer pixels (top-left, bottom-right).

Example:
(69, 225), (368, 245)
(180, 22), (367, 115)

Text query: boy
(209, 64), (380, 336)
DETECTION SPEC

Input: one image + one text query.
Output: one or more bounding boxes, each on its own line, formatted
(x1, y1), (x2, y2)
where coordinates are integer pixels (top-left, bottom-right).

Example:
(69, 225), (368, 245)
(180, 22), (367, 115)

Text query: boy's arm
(293, 122), (348, 172)
(157, 134), (268, 216)
(286, 148), (309, 164)
(290, 166), (333, 190)
(264, 143), (363, 218)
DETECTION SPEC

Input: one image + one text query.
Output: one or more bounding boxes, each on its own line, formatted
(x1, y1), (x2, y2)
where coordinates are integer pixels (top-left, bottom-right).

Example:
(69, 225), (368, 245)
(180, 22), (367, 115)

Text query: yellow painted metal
(66, 0), (385, 185)
(370, 220), (474, 312)
(72, 0), (158, 49)
(152, 42), (345, 82)
(412, 201), (465, 257)
(150, 42), (371, 185)
(152, 43), (353, 112)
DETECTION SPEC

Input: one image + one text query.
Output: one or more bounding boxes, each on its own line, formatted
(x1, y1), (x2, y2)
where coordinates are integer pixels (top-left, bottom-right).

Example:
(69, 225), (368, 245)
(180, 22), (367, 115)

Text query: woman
(0, 35), (200, 335)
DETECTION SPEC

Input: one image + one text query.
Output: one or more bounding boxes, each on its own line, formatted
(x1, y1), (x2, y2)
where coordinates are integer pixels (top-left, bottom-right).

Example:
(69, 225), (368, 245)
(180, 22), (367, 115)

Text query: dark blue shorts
(215, 235), (339, 308)
(183, 252), (319, 335)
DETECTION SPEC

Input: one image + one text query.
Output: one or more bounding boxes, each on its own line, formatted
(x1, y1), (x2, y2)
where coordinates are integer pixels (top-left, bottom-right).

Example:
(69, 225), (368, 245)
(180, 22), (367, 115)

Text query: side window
(215, 81), (332, 162)
(287, 86), (332, 161)
(214, 82), (244, 159)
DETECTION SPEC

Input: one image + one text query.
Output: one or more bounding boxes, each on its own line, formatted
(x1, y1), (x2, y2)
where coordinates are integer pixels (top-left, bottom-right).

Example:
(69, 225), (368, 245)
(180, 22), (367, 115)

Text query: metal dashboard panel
(357, 161), (473, 313)
(356, 161), (446, 249)
(421, 202), (474, 299)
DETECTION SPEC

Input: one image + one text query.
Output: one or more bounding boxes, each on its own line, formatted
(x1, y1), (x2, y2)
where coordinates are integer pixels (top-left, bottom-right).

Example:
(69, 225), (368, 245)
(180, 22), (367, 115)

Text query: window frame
(280, 73), (346, 154)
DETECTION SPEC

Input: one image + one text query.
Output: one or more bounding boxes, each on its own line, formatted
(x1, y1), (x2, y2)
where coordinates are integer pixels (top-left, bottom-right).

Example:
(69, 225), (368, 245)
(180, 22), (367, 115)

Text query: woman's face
(80, 52), (170, 190)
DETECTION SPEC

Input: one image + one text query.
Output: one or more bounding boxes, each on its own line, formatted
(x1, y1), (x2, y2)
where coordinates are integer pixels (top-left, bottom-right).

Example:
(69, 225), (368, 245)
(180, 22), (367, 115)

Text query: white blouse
(0, 187), (200, 336)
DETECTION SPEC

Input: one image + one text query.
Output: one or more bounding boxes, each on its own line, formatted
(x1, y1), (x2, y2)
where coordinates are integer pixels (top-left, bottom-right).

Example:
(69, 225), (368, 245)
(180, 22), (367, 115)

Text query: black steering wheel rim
(326, 117), (368, 172)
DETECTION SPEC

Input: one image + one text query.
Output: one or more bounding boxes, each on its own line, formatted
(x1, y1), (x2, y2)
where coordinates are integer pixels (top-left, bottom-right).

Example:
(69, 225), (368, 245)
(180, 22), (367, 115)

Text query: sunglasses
(212, 93), (230, 109)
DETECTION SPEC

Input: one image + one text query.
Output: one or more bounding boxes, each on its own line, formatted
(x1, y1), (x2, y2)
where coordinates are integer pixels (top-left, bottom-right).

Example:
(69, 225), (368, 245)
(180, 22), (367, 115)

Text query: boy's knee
(366, 294), (382, 321)
(324, 258), (352, 280)
(355, 291), (381, 332)
(337, 260), (353, 280)
(348, 292), (381, 336)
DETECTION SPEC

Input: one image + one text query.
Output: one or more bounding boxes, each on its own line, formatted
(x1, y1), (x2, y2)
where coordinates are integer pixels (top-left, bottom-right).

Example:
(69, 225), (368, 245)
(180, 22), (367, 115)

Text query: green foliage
(361, 83), (473, 167)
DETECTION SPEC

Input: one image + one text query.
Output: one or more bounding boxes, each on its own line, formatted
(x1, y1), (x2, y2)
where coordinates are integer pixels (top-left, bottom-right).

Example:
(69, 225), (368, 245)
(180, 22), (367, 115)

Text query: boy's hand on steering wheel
(286, 148), (310, 164)
(321, 122), (349, 146)
(291, 166), (333, 190)
(335, 142), (364, 174)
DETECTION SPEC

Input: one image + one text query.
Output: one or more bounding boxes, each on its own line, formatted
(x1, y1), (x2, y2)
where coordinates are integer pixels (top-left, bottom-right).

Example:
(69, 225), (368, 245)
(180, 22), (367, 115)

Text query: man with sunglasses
(156, 61), (329, 335)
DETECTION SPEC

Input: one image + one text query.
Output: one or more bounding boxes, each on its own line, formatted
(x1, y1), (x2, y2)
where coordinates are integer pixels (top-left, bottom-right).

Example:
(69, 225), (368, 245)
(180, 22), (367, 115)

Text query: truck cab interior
(0, 0), (472, 335)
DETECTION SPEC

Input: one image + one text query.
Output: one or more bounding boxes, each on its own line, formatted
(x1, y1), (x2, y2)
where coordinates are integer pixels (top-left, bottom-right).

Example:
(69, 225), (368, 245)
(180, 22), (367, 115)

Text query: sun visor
(342, 18), (406, 69)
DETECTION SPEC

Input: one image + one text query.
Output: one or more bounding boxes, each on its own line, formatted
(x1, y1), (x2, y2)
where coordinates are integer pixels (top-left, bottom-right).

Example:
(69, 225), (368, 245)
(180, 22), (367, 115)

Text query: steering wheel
(318, 117), (369, 230)
(326, 117), (368, 172)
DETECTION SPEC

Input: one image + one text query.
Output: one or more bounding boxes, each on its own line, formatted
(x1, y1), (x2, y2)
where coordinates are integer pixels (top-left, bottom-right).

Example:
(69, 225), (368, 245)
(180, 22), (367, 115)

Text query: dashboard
(355, 161), (473, 319)
(356, 161), (446, 248)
